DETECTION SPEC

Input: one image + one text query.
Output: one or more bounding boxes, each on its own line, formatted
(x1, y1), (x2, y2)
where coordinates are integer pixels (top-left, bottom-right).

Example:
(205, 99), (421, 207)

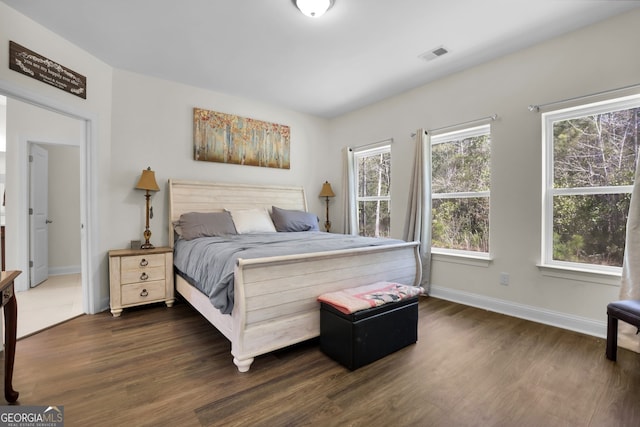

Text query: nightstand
(108, 246), (174, 317)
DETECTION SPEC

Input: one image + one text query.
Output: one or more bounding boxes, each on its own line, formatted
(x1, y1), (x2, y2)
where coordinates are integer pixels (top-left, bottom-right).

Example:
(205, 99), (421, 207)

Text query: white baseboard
(100, 297), (111, 314)
(429, 285), (607, 339)
(48, 265), (81, 276)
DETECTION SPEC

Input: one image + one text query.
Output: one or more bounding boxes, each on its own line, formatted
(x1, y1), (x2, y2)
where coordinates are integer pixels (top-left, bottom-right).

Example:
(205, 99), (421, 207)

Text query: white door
(29, 143), (49, 287)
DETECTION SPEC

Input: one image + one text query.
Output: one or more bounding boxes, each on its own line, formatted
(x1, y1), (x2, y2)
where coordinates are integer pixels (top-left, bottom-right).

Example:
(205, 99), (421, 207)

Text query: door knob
(45, 219), (53, 224)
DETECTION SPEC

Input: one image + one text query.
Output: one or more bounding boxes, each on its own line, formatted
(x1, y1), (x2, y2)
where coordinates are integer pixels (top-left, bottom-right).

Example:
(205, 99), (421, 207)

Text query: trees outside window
(355, 145), (391, 237)
(543, 96), (640, 271)
(431, 125), (491, 254)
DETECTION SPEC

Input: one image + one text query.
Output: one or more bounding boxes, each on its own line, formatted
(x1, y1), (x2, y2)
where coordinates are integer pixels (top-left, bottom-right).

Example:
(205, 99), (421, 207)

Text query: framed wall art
(193, 108), (290, 169)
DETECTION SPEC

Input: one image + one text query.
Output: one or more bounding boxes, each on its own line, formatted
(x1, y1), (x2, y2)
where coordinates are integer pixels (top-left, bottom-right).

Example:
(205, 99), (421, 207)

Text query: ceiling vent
(419, 46), (449, 62)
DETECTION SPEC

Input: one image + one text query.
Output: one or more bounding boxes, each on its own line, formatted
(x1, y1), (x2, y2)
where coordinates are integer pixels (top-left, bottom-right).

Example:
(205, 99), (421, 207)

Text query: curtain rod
(349, 138), (393, 152)
(411, 114), (498, 137)
(528, 82), (640, 112)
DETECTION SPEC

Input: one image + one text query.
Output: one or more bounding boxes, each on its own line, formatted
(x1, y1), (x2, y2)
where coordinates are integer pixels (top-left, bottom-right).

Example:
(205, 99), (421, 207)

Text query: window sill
(431, 250), (492, 268)
(537, 263), (621, 287)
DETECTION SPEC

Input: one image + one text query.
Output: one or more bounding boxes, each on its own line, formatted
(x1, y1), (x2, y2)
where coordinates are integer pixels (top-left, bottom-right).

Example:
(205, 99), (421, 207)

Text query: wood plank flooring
(3, 296), (640, 426)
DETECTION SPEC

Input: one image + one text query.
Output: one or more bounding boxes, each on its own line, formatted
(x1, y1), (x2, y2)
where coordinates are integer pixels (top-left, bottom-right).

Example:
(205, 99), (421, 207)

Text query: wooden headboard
(168, 179), (309, 247)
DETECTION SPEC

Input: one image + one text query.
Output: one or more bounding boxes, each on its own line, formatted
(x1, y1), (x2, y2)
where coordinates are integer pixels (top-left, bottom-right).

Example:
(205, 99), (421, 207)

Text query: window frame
(541, 94), (640, 274)
(354, 143), (391, 237)
(430, 124), (491, 258)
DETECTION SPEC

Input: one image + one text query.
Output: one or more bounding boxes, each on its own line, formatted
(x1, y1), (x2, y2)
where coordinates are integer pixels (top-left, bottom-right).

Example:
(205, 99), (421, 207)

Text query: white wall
(327, 9), (640, 334)
(0, 1), (112, 306)
(0, 2), (329, 312)
(0, 100), (6, 229)
(0, 100), (6, 151)
(2, 0), (638, 329)
(6, 99), (84, 289)
(47, 144), (81, 273)
(109, 69), (330, 251)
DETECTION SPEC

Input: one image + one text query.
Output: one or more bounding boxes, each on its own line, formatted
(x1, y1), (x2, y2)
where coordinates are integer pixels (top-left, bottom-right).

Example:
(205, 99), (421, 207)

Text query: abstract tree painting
(194, 108), (290, 169)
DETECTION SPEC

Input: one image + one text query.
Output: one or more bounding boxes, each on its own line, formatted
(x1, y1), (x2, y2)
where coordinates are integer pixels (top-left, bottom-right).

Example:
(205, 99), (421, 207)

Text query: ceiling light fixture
(294, 0), (334, 18)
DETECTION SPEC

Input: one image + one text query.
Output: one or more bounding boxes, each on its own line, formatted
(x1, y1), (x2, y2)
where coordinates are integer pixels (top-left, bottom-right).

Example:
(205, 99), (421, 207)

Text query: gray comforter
(173, 231), (404, 314)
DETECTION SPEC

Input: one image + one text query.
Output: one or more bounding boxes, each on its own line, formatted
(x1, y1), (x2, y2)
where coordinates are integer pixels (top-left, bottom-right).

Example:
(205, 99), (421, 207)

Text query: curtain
(403, 129), (432, 292)
(342, 147), (357, 235)
(619, 157), (640, 353)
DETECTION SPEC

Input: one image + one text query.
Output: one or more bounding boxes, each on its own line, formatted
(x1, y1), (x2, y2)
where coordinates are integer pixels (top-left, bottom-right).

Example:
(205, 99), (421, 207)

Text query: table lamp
(135, 167), (160, 249)
(319, 181), (335, 232)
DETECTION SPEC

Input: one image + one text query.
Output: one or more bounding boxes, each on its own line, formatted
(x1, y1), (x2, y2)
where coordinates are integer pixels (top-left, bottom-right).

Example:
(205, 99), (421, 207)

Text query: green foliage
(432, 133), (490, 252)
(357, 151), (391, 237)
(553, 194), (630, 266)
(432, 135), (490, 193)
(553, 231), (584, 262)
(431, 198), (489, 252)
(551, 107), (640, 267)
(357, 152), (390, 197)
(358, 200), (390, 237)
(554, 110), (638, 188)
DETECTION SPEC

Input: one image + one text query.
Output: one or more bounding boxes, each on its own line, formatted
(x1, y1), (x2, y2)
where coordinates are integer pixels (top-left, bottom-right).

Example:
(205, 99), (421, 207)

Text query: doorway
(1, 94), (87, 335)
(23, 141), (83, 336)
(28, 142), (81, 288)
(0, 80), (100, 327)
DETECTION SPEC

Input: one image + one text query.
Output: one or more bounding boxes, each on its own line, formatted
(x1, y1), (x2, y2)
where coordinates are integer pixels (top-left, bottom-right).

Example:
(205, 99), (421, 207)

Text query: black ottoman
(320, 296), (419, 370)
(606, 299), (640, 361)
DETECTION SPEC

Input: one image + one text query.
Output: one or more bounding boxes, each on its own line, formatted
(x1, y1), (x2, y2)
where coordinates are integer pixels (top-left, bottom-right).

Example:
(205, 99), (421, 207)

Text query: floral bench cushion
(318, 281), (423, 315)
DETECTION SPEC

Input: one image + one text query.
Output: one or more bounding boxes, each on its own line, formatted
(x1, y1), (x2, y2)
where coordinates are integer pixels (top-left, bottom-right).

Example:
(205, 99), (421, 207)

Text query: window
(355, 144), (391, 237)
(431, 125), (491, 255)
(542, 95), (640, 272)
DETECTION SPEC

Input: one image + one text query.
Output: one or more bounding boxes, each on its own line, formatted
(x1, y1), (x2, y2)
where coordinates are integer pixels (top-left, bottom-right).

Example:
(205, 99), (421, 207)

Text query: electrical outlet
(500, 272), (509, 286)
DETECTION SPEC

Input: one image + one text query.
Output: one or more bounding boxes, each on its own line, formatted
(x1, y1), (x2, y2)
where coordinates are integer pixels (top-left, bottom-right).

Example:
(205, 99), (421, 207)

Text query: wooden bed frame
(168, 179), (422, 372)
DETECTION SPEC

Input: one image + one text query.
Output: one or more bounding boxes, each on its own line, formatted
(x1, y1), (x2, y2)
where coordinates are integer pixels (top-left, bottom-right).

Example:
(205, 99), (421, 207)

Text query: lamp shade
(295, 0), (333, 18)
(135, 167), (160, 192)
(319, 181), (335, 198)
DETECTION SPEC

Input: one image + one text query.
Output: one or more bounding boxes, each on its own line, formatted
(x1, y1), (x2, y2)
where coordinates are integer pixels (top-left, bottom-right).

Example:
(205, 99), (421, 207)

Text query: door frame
(1, 79), (100, 314)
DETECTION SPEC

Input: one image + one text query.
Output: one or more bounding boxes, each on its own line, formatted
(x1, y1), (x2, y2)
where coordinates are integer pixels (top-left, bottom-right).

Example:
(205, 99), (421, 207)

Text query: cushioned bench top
(607, 300), (640, 327)
(318, 282), (423, 314)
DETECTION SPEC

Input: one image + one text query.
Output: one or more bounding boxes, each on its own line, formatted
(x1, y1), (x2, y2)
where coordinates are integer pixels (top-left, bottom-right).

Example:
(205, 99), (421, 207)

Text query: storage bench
(318, 282), (422, 370)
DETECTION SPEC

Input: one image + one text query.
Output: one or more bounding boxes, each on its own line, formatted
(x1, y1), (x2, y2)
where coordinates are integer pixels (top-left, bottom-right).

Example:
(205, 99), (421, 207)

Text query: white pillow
(227, 208), (276, 234)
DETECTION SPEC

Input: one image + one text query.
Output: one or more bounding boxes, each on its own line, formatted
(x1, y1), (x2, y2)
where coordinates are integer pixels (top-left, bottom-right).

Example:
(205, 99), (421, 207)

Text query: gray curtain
(619, 157), (640, 352)
(342, 147), (357, 235)
(403, 129), (432, 292)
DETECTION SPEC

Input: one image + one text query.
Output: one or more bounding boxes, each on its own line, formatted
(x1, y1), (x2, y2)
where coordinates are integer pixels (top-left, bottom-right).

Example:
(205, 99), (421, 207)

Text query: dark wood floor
(3, 296), (640, 426)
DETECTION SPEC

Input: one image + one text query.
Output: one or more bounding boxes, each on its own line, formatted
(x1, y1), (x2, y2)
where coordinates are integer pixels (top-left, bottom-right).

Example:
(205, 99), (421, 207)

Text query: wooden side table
(1, 270), (20, 403)
(109, 247), (174, 317)
(1, 226), (5, 271)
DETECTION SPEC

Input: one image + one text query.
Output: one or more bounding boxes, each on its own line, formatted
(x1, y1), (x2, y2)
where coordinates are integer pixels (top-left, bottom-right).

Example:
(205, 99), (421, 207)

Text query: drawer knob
(140, 258), (148, 267)
(140, 272), (149, 281)
(140, 288), (148, 297)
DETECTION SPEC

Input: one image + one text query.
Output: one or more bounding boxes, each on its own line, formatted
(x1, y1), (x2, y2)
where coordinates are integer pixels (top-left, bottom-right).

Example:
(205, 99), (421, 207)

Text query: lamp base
(324, 197), (331, 232)
(141, 228), (154, 249)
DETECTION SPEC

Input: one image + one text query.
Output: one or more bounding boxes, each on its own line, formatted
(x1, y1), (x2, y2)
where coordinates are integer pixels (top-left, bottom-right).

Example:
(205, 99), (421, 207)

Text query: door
(29, 143), (49, 287)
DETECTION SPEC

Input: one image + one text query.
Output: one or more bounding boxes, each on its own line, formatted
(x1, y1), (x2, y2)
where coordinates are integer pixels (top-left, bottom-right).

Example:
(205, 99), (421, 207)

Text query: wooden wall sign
(9, 41), (87, 99)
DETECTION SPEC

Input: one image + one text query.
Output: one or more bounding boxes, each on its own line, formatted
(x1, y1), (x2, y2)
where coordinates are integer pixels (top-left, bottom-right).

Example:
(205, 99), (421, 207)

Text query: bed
(168, 179), (422, 372)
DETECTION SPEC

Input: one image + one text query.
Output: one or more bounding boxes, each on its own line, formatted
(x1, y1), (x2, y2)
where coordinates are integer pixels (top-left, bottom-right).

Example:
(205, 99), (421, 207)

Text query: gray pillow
(175, 211), (237, 240)
(271, 206), (319, 232)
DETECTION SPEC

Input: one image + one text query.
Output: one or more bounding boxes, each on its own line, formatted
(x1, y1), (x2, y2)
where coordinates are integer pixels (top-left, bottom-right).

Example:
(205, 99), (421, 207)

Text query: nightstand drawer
(109, 246), (174, 317)
(121, 280), (166, 305)
(121, 253), (165, 271)
(121, 266), (165, 285)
